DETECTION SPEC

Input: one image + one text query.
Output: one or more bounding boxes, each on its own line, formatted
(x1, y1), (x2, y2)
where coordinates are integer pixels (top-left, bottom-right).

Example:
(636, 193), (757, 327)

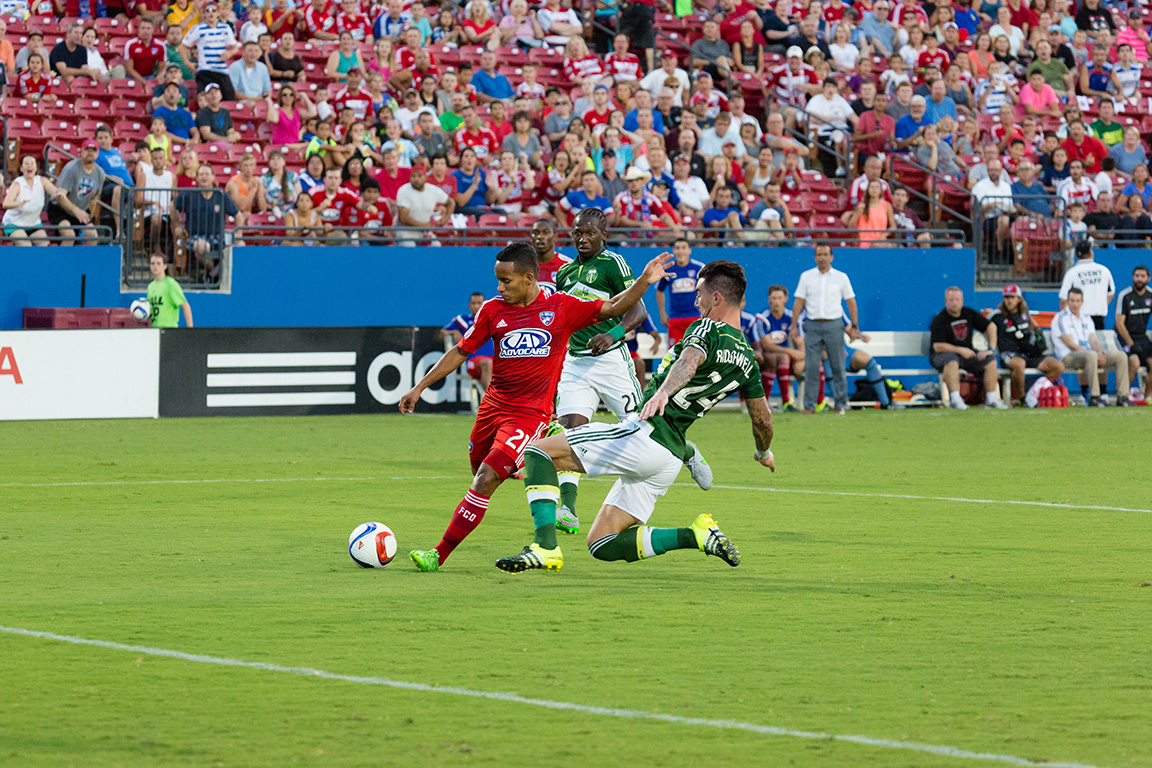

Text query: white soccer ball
(348, 522), (398, 568)
(130, 298), (151, 322)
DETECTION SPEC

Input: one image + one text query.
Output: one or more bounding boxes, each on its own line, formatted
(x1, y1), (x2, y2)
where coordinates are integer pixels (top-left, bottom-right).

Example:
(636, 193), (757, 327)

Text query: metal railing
(122, 185), (232, 289)
(234, 223), (966, 248)
(0, 222), (115, 246)
(973, 194), (1070, 288)
(884, 153), (974, 232)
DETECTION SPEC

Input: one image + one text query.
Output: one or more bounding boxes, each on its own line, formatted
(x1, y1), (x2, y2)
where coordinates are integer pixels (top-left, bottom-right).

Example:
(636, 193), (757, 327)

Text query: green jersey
(555, 249), (634, 355)
(644, 317), (765, 460)
(146, 276), (186, 328)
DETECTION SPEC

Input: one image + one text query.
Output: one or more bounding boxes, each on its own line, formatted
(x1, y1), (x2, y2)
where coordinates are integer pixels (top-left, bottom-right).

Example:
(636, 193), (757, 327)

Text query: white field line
(0, 476), (448, 489)
(5, 474), (1149, 515)
(0, 625), (1108, 768)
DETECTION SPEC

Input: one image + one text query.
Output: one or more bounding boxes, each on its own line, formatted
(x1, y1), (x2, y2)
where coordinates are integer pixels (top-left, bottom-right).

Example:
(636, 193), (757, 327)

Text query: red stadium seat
(108, 79), (147, 98)
(0, 98), (41, 117)
(802, 190), (847, 213)
(800, 170), (836, 190)
(113, 119), (148, 140)
(528, 47), (563, 67)
(1011, 218), (1061, 276)
(478, 213), (513, 227)
(110, 98), (148, 115)
(808, 213), (841, 237)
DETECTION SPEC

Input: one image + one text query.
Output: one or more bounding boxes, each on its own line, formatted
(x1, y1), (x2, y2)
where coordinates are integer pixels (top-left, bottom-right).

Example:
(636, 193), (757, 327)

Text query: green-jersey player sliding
(496, 259), (776, 573)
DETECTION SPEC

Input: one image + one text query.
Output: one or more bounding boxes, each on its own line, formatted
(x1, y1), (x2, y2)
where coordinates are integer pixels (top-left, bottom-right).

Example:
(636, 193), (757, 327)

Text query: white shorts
(567, 418), (682, 524)
(556, 346), (643, 420)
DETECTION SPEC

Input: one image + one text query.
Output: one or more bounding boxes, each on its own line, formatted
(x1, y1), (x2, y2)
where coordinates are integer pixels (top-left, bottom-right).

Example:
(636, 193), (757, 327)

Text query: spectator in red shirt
(582, 84), (615, 129)
(604, 33), (642, 83)
(488, 101), (515, 147)
(265, 0), (299, 43)
(311, 165), (363, 232)
(339, 182), (393, 243)
(853, 92), (894, 162)
(335, 0), (374, 43)
(12, 54), (56, 103)
(303, 0), (338, 42)
(1062, 119), (1109, 175)
(455, 105), (500, 165)
(717, 0), (765, 46)
(124, 19), (165, 86)
(374, 147), (412, 201)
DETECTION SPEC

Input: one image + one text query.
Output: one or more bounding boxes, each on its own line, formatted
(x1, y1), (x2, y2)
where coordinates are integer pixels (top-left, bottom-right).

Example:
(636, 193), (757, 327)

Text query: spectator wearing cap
(688, 72), (730, 126)
(182, 2), (241, 100)
(860, 2), (895, 57)
(597, 148), (627, 200)
(196, 83), (242, 144)
(640, 50), (691, 106)
(228, 41), (272, 103)
(472, 51), (515, 104)
(894, 95), (930, 151)
(614, 167), (680, 233)
(14, 29), (46, 72)
(691, 19), (735, 82)
(992, 284), (1066, 405)
(46, 140), (106, 247)
(1116, 9), (1151, 62)
(152, 65), (191, 110)
(1012, 161), (1053, 219)
(768, 46), (821, 131)
(93, 125), (134, 238)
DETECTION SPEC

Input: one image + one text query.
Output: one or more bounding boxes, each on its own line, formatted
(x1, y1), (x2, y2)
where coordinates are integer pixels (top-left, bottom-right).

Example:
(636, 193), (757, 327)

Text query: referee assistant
(789, 244), (858, 414)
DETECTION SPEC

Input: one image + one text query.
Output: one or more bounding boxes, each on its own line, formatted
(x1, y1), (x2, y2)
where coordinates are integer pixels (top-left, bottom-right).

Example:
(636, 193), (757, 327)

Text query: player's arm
(181, 301), (193, 328)
(399, 346), (469, 413)
(788, 297), (805, 336)
(745, 395), (775, 471)
(588, 297), (648, 355)
(1115, 310), (1134, 346)
(596, 252), (675, 321)
(638, 345), (704, 420)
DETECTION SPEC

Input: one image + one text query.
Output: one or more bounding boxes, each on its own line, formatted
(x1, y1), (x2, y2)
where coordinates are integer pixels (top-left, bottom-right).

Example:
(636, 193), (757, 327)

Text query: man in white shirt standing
(1052, 287), (1131, 406)
(789, 244), (858, 414)
(970, 158), (1015, 264)
(537, 0), (582, 48)
(1059, 239), (1115, 328)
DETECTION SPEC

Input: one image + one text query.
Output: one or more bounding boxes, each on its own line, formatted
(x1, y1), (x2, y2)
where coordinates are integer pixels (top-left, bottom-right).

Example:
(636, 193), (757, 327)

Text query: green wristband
(608, 324), (628, 342)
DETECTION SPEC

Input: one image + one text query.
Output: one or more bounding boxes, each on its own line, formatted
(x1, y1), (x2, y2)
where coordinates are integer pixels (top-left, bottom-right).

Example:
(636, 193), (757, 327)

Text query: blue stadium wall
(3, 245), (1150, 330)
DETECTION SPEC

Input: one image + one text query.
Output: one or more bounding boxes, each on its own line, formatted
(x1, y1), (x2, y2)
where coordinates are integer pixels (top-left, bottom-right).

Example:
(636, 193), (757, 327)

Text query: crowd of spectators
(5, 0), (1152, 258)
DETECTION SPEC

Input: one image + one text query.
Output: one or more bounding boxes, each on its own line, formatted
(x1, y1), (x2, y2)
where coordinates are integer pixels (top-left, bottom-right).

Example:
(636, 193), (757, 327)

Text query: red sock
(435, 489), (490, 565)
(816, 367), (826, 406)
(761, 369), (775, 399)
(776, 364), (791, 403)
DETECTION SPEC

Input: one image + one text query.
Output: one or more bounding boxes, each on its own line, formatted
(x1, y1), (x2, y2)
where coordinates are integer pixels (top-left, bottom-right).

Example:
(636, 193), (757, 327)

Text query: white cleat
(685, 441), (713, 491)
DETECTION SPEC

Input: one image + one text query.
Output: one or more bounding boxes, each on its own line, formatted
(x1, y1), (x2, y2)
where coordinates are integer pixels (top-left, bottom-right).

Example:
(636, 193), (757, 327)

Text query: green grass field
(2, 409), (1150, 768)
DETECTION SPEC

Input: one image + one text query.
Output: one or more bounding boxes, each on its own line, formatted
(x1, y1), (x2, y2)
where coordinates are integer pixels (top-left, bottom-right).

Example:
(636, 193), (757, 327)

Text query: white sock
(950, 391), (964, 405)
(985, 391), (999, 404)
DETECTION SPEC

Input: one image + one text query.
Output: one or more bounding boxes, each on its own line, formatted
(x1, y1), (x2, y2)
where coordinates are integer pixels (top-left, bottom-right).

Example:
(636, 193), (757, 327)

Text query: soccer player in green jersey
(146, 253), (193, 328)
(496, 260), (775, 573)
(549, 209), (711, 536)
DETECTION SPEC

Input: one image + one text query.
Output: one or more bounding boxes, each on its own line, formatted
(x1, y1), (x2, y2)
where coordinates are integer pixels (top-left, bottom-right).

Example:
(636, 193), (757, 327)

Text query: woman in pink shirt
(266, 86), (318, 148)
(1020, 70), (1060, 118)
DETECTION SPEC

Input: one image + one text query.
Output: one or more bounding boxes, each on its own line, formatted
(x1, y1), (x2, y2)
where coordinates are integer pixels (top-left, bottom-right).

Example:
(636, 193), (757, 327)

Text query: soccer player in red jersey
(400, 241), (674, 572)
(530, 218), (572, 292)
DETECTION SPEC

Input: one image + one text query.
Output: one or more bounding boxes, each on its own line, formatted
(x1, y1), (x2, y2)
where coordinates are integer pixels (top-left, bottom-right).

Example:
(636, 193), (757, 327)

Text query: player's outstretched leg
(586, 512), (739, 567)
(495, 445), (564, 573)
(546, 421), (581, 534)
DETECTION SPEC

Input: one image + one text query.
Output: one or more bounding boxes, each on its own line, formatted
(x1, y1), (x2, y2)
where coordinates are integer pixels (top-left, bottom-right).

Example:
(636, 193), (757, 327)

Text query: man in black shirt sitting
(930, 286), (1011, 410)
(1085, 190), (1121, 243)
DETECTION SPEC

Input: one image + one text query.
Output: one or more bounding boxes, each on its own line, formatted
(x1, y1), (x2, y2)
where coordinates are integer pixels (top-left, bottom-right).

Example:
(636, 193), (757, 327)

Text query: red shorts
(465, 355), (491, 379)
(468, 404), (548, 476)
(667, 316), (697, 346)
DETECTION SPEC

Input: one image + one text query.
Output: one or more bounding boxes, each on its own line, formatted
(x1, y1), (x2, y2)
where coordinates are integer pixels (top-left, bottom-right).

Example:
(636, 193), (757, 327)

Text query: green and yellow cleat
(690, 514), (740, 567)
(556, 505), (580, 534)
(495, 543), (564, 573)
(544, 420), (566, 438)
(409, 549), (440, 572)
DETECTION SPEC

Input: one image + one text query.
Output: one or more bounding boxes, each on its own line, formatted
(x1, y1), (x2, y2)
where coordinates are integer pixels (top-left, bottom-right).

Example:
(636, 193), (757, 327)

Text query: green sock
(558, 471), (580, 514)
(588, 529), (641, 562)
(649, 527), (698, 554)
(524, 447), (560, 550)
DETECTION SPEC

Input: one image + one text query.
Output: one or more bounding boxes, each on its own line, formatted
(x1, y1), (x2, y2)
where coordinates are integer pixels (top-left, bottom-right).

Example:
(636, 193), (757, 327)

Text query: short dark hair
(470, 291), (485, 300)
(496, 241), (540, 276)
(815, 243), (833, 256)
(95, 124), (112, 137)
(768, 284), (788, 297)
(1067, 286), (1084, 297)
(532, 218), (556, 230)
(574, 207), (609, 231)
(1134, 265), (1150, 275)
(697, 260), (746, 307)
(673, 237), (689, 248)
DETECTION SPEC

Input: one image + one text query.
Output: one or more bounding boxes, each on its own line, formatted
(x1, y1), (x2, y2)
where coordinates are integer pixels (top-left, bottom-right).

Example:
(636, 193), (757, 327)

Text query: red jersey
(769, 62), (817, 106)
(537, 251), (573, 291)
(459, 291), (604, 420)
(335, 10), (372, 40)
(339, 200), (393, 229)
(311, 185), (361, 222)
(427, 171), (458, 199)
(332, 84), (373, 120)
(13, 72), (53, 99)
(582, 106), (613, 129)
(489, 119), (514, 146)
(604, 52), (641, 81)
(564, 54), (604, 82)
(303, 4), (336, 38)
(374, 167), (411, 200)
(265, 7), (300, 41)
(1061, 135), (1109, 174)
(455, 126), (499, 163)
(917, 49), (951, 75)
(396, 46), (436, 71)
(889, 2), (928, 25)
(688, 88), (729, 121)
(822, 2), (845, 24)
(124, 37), (166, 78)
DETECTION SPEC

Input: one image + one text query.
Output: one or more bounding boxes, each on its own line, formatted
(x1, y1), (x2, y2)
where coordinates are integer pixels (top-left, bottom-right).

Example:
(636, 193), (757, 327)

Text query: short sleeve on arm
(740, 371), (766, 400)
(793, 273), (809, 300)
(929, 313), (947, 345)
(166, 278), (187, 308)
(682, 319), (712, 356)
(969, 307), (991, 333)
(559, 293), (605, 331)
(457, 304), (494, 356)
(840, 272), (855, 300)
